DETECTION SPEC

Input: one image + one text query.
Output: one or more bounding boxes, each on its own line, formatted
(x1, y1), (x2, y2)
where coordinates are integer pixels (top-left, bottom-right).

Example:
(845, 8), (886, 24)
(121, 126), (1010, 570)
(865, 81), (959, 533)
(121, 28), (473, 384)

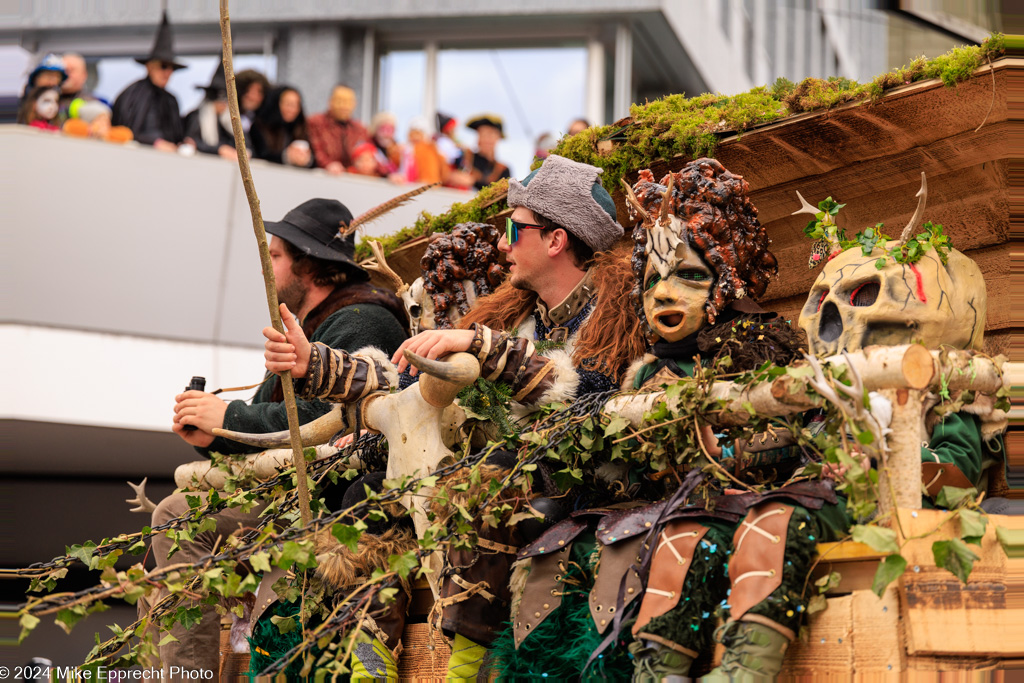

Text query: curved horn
(620, 178), (650, 225)
(898, 172), (928, 244)
(791, 190), (820, 218)
(212, 406), (347, 448)
(659, 172), (675, 226)
(405, 350), (481, 408)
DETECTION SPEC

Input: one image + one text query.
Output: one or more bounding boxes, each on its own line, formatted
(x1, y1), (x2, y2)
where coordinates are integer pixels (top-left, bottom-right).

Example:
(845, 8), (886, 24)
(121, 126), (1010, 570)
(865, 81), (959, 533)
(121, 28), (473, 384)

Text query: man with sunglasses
(112, 11), (186, 152)
(264, 154), (642, 679)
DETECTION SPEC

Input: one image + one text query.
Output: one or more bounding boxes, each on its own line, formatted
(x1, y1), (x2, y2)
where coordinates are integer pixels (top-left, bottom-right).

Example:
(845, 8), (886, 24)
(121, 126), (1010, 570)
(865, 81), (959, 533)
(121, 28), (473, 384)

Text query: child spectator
(434, 112), (466, 169)
(400, 116), (449, 185)
(22, 54), (66, 102)
(251, 85), (314, 167)
(534, 131), (557, 160)
(18, 86), (61, 130)
(61, 98), (133, 143)
(348, 141), (384, 176)
(369, 111), (400, 174)
(567, 117), (590, 135)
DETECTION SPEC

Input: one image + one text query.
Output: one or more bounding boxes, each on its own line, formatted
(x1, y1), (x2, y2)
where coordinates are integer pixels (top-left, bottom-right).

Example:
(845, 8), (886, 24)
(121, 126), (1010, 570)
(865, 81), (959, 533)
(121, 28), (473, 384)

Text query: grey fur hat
(507, 154), (624, 252)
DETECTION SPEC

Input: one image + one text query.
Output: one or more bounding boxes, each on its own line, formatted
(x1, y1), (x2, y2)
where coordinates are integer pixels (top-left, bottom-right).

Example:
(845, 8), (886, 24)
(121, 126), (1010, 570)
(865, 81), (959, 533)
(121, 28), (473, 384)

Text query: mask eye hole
(645, 274), (661, 291)
(409, 305), (421, 318)
(850, 282), (880, 307)
(816, 290), (828, 312)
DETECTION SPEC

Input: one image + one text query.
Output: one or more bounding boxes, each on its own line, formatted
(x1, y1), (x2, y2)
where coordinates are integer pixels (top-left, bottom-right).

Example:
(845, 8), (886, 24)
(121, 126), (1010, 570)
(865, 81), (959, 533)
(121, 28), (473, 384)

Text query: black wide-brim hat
(264, 198), (364, 269)
(195, 63), (228, 98)
(467, 113), (504, 138)
(135, 11), (187, 71)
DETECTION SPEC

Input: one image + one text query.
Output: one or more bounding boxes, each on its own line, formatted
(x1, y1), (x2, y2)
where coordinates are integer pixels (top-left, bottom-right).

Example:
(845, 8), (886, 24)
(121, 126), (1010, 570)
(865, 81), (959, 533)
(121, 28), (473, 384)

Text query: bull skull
(799, 174), (987, 355)
(213, 351), (482, 596)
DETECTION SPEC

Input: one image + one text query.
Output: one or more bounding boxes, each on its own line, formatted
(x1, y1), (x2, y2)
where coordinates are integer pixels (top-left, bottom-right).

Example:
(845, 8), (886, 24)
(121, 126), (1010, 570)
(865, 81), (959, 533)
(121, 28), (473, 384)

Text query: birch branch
(219, 0), (311, 526)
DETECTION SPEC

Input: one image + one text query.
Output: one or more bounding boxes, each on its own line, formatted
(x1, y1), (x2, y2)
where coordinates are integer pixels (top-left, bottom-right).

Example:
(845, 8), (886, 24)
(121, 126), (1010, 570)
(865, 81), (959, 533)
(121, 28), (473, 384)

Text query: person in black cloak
(182, 63), (239, 160)
(111, 10), (186, 151)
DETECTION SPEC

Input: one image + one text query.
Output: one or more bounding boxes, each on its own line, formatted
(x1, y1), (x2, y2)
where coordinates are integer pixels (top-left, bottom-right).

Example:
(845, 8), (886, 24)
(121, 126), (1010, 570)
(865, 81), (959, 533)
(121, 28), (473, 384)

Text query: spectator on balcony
(534, 131), (557, 161)
(435, 111), (467, 170)
(369, 111), (401, 175)
(451, 113), (510, 190)
(183, 64), (239, 160)
(567, 117), (590, 136)
(21, 53), (65, 99)
(307, 84), (370, 175)
(250, 85), (314, 168)
(400, 115), (449, 185)
(17, 86), (61, 131)
(348, 141), (385, 177)
(235, 68), (269, 134)
(58, 53), (92, 122)
(111, 11), (186, 152)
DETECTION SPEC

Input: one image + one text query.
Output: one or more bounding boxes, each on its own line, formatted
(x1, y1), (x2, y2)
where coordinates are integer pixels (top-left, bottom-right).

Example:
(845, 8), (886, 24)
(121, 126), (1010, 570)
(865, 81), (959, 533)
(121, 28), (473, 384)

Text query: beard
(277, 277), (308, 316)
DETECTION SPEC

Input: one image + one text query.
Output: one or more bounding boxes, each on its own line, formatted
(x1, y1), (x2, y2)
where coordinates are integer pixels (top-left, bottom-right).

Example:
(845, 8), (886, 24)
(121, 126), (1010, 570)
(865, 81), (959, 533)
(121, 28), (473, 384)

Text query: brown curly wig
(629, 158), (778, 336)
(420, 222), (506, 329)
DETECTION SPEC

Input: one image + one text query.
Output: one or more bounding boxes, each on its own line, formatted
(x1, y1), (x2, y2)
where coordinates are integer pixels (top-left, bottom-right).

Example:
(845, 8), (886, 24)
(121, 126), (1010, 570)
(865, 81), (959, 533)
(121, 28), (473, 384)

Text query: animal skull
(403, 276), (481, 335)
(799, 246), (986, 356)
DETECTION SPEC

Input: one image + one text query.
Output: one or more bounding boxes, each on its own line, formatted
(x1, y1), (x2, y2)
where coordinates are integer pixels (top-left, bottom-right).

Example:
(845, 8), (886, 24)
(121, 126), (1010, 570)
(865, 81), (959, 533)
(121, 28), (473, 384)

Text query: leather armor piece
(589, 535), (645, 634)
(727, 503), (794, 622)
(517, 516), (589, 561)
(632, 520), (709, 635)
(754, 480), (837, 511)
(596, 499), (669, 545)
(513, 545), (571, 649)
(439, 523), (518, 646)
(300, 342), (391, 402)
(922, 461), (974, 497)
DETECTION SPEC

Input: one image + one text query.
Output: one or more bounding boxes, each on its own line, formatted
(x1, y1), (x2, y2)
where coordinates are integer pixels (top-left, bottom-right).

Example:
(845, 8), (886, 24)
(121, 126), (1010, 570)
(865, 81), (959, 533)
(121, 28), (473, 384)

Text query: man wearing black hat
(156, 198), (408, 673)
(455, 113), (511, 190)
(182, 64), (239, 160)
(111, 11), (187, 151)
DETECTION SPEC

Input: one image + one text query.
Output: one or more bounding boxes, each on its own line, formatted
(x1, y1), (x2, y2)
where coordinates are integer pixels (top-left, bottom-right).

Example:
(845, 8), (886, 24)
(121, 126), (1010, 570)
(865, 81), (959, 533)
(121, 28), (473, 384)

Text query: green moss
(364, 34), (1004, 254)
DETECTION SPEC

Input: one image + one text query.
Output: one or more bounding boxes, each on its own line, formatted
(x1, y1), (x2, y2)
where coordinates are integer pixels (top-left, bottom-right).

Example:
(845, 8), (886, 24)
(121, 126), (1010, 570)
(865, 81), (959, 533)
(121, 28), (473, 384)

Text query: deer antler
(126, 478), (157, 514)
(620, 178), (650, 225)
(791, 191), (820, 218)
(341, 183), (438, 237)
(897, 172), (928, 244)
(659, 172), (675, 226)
(364, 240), (409, 295)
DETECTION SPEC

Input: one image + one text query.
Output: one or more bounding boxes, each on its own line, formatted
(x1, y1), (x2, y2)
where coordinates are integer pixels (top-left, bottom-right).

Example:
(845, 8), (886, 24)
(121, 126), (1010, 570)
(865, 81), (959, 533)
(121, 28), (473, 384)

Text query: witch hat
(196, 62), (227, 99)
(135, 11), (187, 70)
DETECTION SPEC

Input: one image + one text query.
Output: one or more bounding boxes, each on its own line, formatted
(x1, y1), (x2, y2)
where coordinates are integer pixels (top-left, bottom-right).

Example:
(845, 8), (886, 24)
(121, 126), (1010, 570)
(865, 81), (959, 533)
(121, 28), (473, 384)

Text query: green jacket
(200, 285), (407, 457)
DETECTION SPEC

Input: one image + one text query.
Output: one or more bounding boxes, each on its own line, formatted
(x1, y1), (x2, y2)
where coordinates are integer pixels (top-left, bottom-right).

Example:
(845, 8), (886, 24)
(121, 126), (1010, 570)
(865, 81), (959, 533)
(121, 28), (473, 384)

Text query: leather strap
(728, 503), (793, 621)
(921, 461), (974, 498)
(513, 546), (570, 649)
(589, 536), (644, 634)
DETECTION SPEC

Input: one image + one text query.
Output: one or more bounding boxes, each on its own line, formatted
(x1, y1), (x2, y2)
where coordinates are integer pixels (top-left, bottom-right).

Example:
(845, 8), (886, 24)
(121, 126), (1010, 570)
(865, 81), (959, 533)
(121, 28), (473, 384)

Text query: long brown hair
(458, 243), (646, 381)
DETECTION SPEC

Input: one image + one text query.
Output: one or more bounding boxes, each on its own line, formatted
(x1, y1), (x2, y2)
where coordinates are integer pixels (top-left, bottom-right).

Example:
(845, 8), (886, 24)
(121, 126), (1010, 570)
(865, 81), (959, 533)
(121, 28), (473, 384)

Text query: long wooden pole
(219, 0), (312, 526)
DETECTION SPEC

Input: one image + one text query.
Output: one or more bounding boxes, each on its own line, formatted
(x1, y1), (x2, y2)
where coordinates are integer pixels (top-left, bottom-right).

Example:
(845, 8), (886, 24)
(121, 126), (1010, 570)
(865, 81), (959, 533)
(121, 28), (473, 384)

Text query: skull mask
(402, 275), (483, 335)
(799, 245), (986, 356)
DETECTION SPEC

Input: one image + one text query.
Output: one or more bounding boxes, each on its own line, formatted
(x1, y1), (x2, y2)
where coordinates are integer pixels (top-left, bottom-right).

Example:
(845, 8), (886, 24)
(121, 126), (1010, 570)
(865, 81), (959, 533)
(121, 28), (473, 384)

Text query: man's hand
(264, 303), (311, 377)
(286, 142), (311, 167)
(172, 391), (228, 448)
(325, 161), (346, 175)
(391, 329), (476, 376)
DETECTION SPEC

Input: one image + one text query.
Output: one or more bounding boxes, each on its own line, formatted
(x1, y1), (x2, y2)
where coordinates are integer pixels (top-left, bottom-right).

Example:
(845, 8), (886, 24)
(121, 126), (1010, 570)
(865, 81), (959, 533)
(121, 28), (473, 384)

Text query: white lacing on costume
(656, 530), (700, 566)
(734, 507), (786, 553)
(644, 529), (701, 599)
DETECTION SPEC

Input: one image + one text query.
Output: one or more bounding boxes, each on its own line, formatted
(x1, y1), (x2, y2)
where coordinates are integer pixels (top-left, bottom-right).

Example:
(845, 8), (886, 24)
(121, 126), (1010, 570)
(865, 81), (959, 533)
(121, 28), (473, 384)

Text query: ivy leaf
(996, 526), (1023, 558)
(935, 485), (977, 509)
(958, 508), (986, 544)
(158, 633), (179, 646)
(814, 571), (841, 593)
(185, 494), (201, 509)
(852, 525), (899, 554)
(249, 551), (272, 574)
(806, 594), (827, 615)
(551, 467), (584, 490)
(932, 538), (979, 583)
(604, 416), (630, 437)
(332, 521), (368, 553)
(271, 614), (297, 634)
(177, 606), (203, 630)
(388, 551), (419, 580)
(871, 554), (907, 597)
(19, 612), (40, 644)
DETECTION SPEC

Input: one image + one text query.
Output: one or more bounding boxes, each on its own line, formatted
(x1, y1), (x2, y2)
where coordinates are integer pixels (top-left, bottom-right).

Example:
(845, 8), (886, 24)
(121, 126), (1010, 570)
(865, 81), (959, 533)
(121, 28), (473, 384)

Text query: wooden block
(781, 594), (855, 675)
(850, 587), (904, 673)
(899, 510), (1024, 658)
